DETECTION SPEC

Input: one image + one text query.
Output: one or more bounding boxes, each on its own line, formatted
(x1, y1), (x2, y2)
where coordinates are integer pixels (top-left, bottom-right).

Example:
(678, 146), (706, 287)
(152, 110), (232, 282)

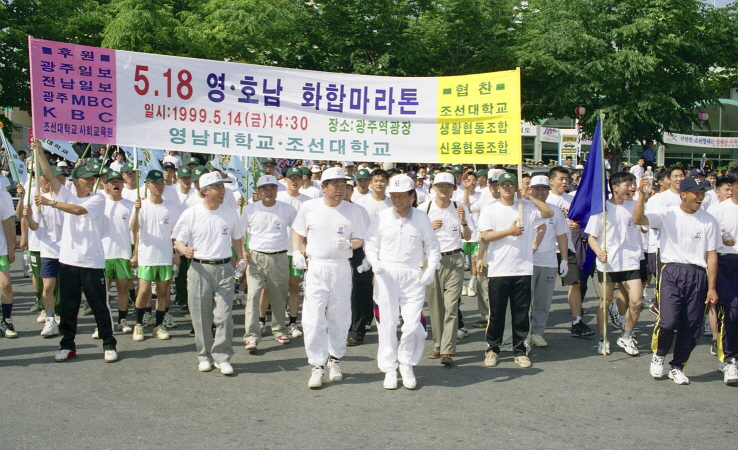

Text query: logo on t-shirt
(163, 215), (169, 225)
(337, 224), (346, 235)
(274, 222), (282, 230)
(122, 213), (128, 220)
(627, 219), (633, 227)
(694, 229), (703, 239)
(452, 224), (459, 232)
(549, 218), (554, 225)
(222, 225), (229, 235)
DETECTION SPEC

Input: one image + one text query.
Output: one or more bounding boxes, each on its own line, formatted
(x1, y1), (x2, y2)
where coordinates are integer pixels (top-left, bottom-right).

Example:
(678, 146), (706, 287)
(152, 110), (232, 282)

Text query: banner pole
(93, 145), (111, 193)
(34, 146), (41, 213)
(134, 147), (140, 200)
(600, 114), (608, 356)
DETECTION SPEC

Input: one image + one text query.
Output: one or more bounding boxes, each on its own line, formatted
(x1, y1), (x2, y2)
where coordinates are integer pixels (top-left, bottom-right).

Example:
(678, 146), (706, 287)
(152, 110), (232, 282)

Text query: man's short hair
(609, 171), (636, 190)
(370, 168), (389, 180)
(666, 165), (685, 178)
(716, 176), (732, 189)
(726, 167), (738, 185)
(548, 166), (570, 179)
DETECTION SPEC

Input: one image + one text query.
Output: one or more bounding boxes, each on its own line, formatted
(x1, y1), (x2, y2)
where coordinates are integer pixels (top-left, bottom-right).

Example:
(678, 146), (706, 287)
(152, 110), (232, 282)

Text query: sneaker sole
(55, 351), (76, 362)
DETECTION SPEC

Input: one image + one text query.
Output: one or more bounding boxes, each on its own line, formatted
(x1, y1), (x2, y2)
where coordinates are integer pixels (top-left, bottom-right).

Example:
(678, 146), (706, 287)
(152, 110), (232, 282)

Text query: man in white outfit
(292, 167), (368, 389)
(364, 174), (441, 389)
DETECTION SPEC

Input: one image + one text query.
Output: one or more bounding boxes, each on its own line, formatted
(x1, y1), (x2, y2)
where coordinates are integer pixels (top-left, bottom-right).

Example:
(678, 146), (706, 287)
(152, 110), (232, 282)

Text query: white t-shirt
(136, 198), (181, 266)
(584, 200), (643, 273)
(186, 194), (204, 209)
(351, 190), (371, 203)
(122, 187), (140, 202)
(363, 207), (441, 268)
(173, 203), (245, 260)
(163, 184), (180, 207)
(299, 185), (323, 199)
(478, 199), (545, 277)
(57, 186), (106, 269)
(163, 154), (183, 168)
(354, 194), (392, 221)
(240, 201), (297, 253)
(102, 198), (134, 260)
(546, 192), (575, 252)
(701, 189), (718, 211)
(32, 191), (65, 259)
(629, 165), (645, 180)
(0, 191), (15, 257)
(533, 205), (568, 269)
(645, 206), (718, 268)
(292, 199), (368, 261)
(176, 187), (194, 207)
(424, 200), (471, 253)
(276, 191), (311, 210)
(415, 188), (429, 204)
(711, 199), (738, 255)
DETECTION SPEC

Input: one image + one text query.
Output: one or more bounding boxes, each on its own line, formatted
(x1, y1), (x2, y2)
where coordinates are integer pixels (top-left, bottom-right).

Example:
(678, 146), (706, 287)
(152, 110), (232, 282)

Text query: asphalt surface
(1, 252), (736, 449)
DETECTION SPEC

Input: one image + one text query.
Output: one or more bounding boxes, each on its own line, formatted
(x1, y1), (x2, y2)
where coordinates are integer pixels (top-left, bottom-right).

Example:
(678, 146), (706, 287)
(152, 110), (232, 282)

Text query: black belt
(441, 248), (463, 257)
(252, 250), (288, 255)
(192, 258), (231, 265)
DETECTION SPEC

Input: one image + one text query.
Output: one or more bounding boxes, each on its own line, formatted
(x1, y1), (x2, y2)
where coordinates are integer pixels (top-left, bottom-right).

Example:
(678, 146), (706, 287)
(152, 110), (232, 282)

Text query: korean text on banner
(29, 38), (520, 164)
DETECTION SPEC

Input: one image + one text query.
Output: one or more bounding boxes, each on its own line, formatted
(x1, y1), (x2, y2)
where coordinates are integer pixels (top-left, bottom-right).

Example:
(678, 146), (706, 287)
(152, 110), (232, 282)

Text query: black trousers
(349, 267), (373, 341)
(486, 275), (532, 356)
(59, 263), (117, 351)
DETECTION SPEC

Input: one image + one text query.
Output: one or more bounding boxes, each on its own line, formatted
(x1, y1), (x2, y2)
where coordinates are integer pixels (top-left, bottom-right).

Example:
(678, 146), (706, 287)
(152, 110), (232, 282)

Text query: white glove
(559, 259), (569, 278)
(371, 260), (384, 275)
(357, 258), (372, 273)
(292, 251), (307, 270)
(420, 268), (436, 286)
(333, 238), (352, 251)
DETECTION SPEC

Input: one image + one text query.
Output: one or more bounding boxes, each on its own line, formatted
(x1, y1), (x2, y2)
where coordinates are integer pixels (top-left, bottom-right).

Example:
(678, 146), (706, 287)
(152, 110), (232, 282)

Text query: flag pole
(134, 147), (140, 200)
(599, 114), (608, 356)
(80, 143), (92, 161)
(93, 145), (111, 193)
(34, 145), (41, 213)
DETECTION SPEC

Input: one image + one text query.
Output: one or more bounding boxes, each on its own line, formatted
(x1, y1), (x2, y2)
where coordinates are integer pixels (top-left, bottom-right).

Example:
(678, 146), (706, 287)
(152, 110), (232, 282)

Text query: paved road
(1, 253), (736, 449)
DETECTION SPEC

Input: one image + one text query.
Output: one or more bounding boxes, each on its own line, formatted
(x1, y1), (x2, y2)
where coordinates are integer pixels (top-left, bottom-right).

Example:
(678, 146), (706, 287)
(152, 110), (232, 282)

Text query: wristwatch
(51, 200), (57, 208)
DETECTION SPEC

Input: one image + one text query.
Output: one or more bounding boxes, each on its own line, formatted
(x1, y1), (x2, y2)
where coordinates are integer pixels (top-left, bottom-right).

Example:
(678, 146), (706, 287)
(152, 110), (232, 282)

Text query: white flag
(1, 133), (28, 185)
(38, 139), (78, 163)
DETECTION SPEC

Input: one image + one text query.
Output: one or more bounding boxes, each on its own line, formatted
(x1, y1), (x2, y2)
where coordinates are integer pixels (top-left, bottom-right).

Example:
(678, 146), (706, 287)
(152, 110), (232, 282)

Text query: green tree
(517, 0), (736, 168)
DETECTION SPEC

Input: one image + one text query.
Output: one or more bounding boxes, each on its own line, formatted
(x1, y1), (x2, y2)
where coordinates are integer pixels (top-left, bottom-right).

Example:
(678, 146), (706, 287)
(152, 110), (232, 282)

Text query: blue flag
(568, 117), (609, 276)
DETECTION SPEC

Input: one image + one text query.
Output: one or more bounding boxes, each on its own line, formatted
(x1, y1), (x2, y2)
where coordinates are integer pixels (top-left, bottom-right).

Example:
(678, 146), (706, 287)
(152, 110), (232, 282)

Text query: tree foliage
(517, 0), (738, 166)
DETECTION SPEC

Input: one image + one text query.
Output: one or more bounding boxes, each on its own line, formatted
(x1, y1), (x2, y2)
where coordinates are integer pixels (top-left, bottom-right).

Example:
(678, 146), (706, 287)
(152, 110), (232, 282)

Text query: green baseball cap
(355, 169), (371, 180)
(451, 165), (463, 174)
(177, 166), (192, 178)
(285, 167), (302, 178)
(105, 170), (123, 182)
(191, 166), (209, 182)
(261, 158), (276, 165)
(300, 167), (311, 177)
(121, 162), (134, 173)
(145, 170), (165, 183)
(476, 169), (488, 178)
(498, 172), (518, 185)
(71, 165), (101, 179)
(40, 166), (65, 177)
(87, 161), (102, 172)
(186, 157), (201, 166)
(254, 170), (267, 180)
(205, 161), (216, 171)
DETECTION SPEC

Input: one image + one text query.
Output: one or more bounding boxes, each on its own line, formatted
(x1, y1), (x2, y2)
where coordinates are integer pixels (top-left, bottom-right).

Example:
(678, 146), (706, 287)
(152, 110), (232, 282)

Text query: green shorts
(288, 255), (304, 277)
(105, 258), (133, 280)
(137, 265), (173, 282)
(0, 255), (9, 272)
(462, 242), (478, 256)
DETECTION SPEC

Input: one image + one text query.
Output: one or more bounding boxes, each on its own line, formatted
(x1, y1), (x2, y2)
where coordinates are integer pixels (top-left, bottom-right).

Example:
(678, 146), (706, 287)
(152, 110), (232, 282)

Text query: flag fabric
(211, 154), (250, 199)
(700, 153), (707, 170)
(119, 146), (163, 184)
(1, 133), (28, 185)
(38, 139), (78, 162)
(568, 117), (609, 276)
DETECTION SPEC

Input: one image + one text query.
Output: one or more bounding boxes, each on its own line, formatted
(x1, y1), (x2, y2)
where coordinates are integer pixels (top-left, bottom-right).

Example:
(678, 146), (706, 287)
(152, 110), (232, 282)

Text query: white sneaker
(214, 361), (234, 375)
(54, 349), (76, 362)
(327, 358), (343, 382)
(529, 334), (548, 348)
(608, 302), (621, 330)
(154, 325), (170, 340)
(499, 343), (513, 352)
(457, 327), (469, 340)
(0, 318), (17, 338)
(668, 367), (690, 385)
(650, 355), (665, 378)
(244, 340), (258, 351)
(288, 323), (303, 338)
(132, 324), (145, 341)
(597, 339), (611, 355)
(703, 315), (712, 336)
(308, 366), (325, 389)
(722, 360), (738, 385)
(616, 336), (640, 356)
(467, 284), (476, 297)
(163, 312), (177, 328)
(103, 349), (118, 363)
(37, 311), (47, 323)
(461, 286), (468, 297)
(399, 364), (416, 389)
(383, 370), (398, 390)
(642, 288), (651, 304)
(91, 328), (100, 339)
(40, 318), (59, 337)
(198, 361), (213, 372)
(259, 322), (267, 335)
(142, 312), (154, 326)
(118, 319), (133, 333)
(235, 292), (245, 305)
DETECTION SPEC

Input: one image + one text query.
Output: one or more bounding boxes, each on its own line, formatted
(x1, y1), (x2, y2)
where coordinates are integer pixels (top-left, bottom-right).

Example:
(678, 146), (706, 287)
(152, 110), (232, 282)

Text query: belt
(192, 258), (231, 265)
(441, 248), (463, 257)
(252, 250), (288, 255)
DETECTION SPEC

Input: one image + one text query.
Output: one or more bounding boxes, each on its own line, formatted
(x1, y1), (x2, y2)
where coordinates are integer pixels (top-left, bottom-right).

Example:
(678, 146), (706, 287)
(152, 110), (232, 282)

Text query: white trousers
(303, 259), (352, 367)
(374, 266), (427, 373)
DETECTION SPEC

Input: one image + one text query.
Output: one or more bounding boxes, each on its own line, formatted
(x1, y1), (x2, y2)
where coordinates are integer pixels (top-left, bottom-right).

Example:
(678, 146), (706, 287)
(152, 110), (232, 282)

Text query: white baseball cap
(310, 164), (321, 173)
(530, 175), (550, 188)
(257, 175), (279, 187)
(386, 174), (414, 193)
(321, 167), (346, 184)
(488, 169), (506, 183)
(199, 171), (232, 188)
(433, 172), (456, 186)
(345, 161), (355, 167)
